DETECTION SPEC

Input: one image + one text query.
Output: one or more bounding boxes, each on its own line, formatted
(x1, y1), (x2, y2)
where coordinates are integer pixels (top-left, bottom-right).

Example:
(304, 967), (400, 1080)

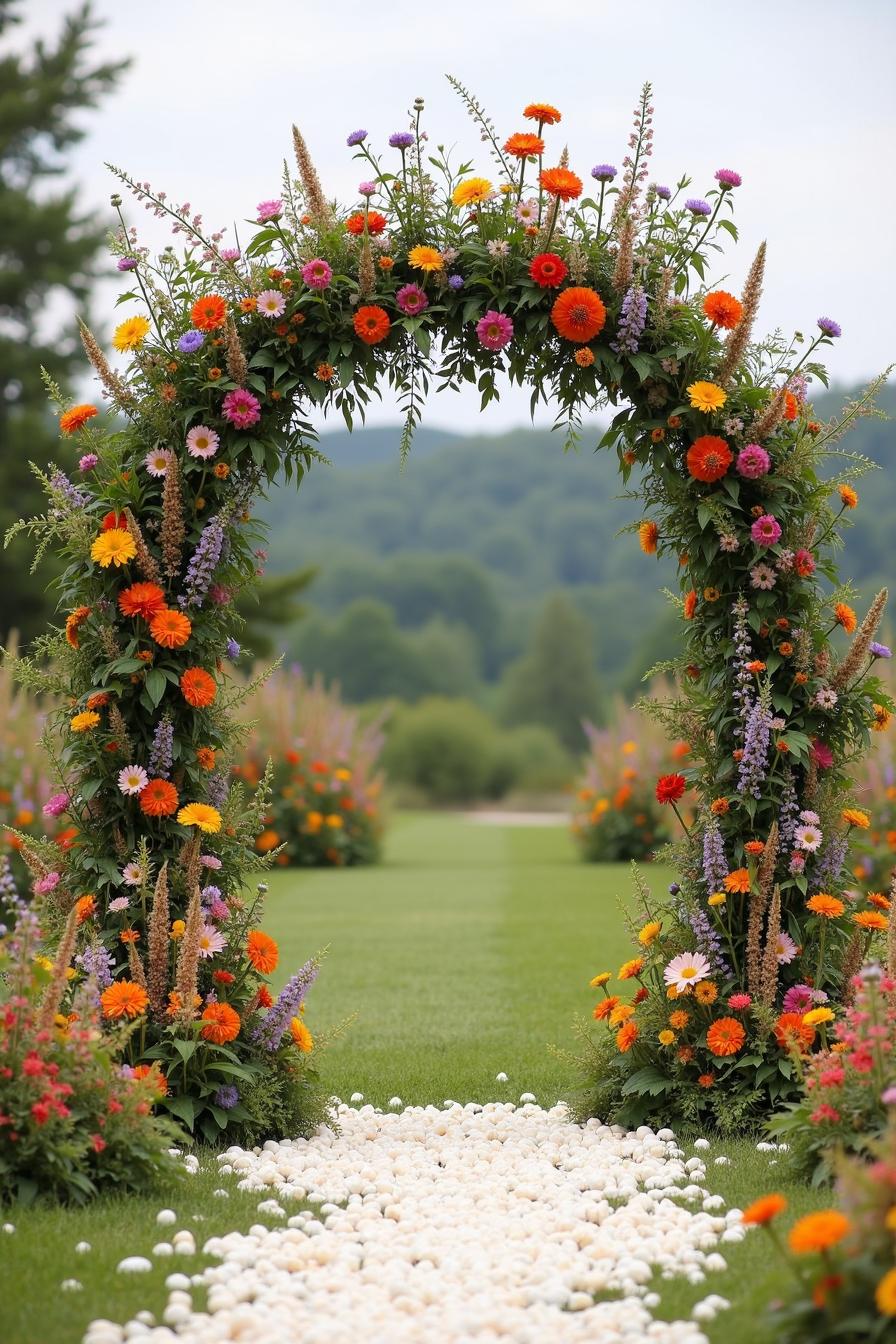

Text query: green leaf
(145, 668), (167, 708)
(164, 1095), (196, 1128)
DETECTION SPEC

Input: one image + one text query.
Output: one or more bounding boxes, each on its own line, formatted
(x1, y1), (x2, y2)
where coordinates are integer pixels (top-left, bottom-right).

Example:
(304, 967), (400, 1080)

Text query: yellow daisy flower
(407, 245), (444, 272)
(638, 921), (662, 947)
(708, 892), (727, 907)
(70, 710), (101, 733)
(686, 381), (727, 413)
(841, 807), (870, 829)
(176, 803), (222, 834)
(451, 177), (494, 207)
(803, 1007), (834, 1026)
(589, 972), (612, 989)
(112, 315), (151, 352)
(91, 528), (136, 568)
(290, 1016), (314, 1053)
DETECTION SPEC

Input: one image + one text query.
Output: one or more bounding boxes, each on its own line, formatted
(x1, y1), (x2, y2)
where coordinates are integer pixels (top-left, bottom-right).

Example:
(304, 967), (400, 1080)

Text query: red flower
(101, 511), (128, 531)
(655, 774), (686, 805)
(686, 436), (733, 483)
(345, 211), (387, 236)
(529, 252), (568, 288)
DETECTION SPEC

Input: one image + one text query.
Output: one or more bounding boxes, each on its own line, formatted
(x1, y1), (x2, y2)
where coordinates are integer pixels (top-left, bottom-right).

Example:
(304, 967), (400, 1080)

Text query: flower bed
(234, 667), (384, 867)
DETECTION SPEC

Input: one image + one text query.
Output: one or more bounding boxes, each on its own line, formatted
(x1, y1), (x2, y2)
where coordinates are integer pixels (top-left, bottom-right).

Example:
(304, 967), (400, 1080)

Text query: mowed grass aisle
(268, 812), (652, 1104)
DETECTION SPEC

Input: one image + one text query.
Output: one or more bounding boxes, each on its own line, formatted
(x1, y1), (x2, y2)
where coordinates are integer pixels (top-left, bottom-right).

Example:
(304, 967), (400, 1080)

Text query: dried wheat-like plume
(888, 870), (896, 980)
(746, 822), (777, 998)
(18, 840), (50, 881)
(832, 589), (888, 689)
(174, 887), (202, 1027)
(225, 318), (248, 385)
(292, 125), (334, 228)
(567, 243), (588, 284)
(180, 833), (202, 901)
(839, 930), (864, 1006)
(757, 821), (779, 906)
(123, 507), (162, 584)
(612, 215), (635, 294)
(111, 825), (128, 858)
(108, 702), (132, 757)
(718, 241), (766, 386)
(97, 624), (121, 659)
(127, 941), (147, 988)
(653, 266), (673, 329)
(160, 452), (186, 579)
(147, 861), (170, 1018)
(79, 320), (135, 407)
(759, 883), (782, 1008)
(39, 903), (79, 1029)
(751, 384), (788, 441)
(358, 238), (375, 298)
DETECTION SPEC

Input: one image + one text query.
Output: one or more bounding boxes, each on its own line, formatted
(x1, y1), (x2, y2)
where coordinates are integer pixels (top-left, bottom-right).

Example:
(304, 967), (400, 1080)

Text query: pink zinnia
(728, 993), (752, 1011)
(186, 425), (220, 459)
(810, 739), (834, 769)
(257, 289), (286, 318)
(301, 258), (332, 290)
(34, 872), (61, 895)
(476, 309), (514, 352)
(783, 984), (815, 1014)
(736, 443), (771, 479)
(43, 793), (69, 819)
(396, 284), (429, 316)
(222, 388), (261, 429)
(256, 199), (283, 222)
(751, 514), (782, 546)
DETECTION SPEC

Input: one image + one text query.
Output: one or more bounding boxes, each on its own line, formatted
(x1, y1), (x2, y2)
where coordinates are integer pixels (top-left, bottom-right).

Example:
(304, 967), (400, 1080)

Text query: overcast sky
(20, 0), (896, 434)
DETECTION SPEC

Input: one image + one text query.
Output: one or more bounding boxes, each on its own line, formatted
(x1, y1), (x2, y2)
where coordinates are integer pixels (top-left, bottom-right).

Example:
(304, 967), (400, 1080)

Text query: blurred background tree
(0, 0), (127, 642)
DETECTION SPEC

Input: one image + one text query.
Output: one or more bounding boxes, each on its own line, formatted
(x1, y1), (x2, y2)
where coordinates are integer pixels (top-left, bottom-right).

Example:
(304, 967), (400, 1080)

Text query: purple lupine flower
(214, 1084), (240, 1109)
(252, 958), (320, 1050)
(714, 169), (742, 189)
(180, 515), (225, 609)
(778, 768), (799, 851)
(610, 284), (647, 355)
(206, 771), (229, 809)
(737, 696), (773, 799)
(702, 818), (728, 893)
(346, 130), (368, 147)
(591, 164), (617, 182)
(731, 597), (756, 737)
(817, 317), (841, 339)
(148, 715), (174, 781)
(78, 454), (99, 471)
(225, 638), (241, 660)
(684, 903), (730, 976)
(75, 942), (114, 991)
(448, 273), (464, 290)
(389, 132), (415, 149)
(685, 198), (711, 216)
(813, 831), (848, 888)
(655, 185), (671, 200)
(177, 330), (205, 354)
(870, 642), (892, 659)
(49, 470), (90, 509)
(117, 257), (138, 271)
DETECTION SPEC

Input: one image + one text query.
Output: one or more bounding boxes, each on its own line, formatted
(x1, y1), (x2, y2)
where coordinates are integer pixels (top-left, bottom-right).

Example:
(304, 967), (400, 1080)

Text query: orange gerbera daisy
(118, 583), (166, 621)
(149, 608), (192, 649)
(618, 957), (644, 980)
(686, 435), (733, 482)
(788, 1210), (852, 1255)
(853, 910), (887, 931)
(638, 521), (658, 554)
(723, 868), (751, 894)
(504, 131), (545, 158)
(65, 605), (91, 649)
(139, 778), (179, 817)
(345, 211), (387, 236)
(539, 166), (582, 201)
(290, 1016), (314, 1052)
(180, 667), (217, 708)
(353, 305), (390, 346)
(741, 1194), (787, 1226)
(191, 294), (228, 331)
(246, 929), (279, 974)
(774, 1012), (816, 1052)
(593, 995), (620, 1021)
(59, 404), (98, 435)
(200, 1002), (241, 1044)
(868, 892), (891, 911)
(702, 291), (743, 329)
(196, 747), (216, 770)
(551, 287), (606, 343)
(100, 980), (149, 1020)
(834, 602), (857, 634)
(616, 1021), (639, 1052)
(523, 102), (562, 125)
(806, 892), (846, 919)
(838, 483), (858, 509)
(706, 1016), (746, 1056)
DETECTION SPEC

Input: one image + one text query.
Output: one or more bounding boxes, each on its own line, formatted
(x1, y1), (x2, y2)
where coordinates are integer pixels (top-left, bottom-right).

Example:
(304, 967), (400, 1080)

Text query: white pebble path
(85, 1101), (742, 1344)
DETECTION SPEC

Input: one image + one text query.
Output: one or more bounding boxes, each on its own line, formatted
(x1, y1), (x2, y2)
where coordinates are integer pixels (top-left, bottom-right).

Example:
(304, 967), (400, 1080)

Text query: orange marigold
(101, 980), (149, 1020)
(593, 995), (620, 1021)
(806, 892), (846, 919)
(353, 305), (390, 345)
(741, 1194), (788, 1226)
(256, 829), (281, 853)
(139, 778), (179, 817)
(345, 211), (387, 236)
(149, 608), (192, 649)
(841, 807), (870, 829)
(523, 102), (562, 125)
(59, 404), (98, 435)
(540, 167), (582, 200)
(788, 1210), (852, 1255)
(200, 1001), (241, 1044)
(616, 1021), (639, 1052)
(683, 590), (697, 620)
(834, 602), (857, 634)
(669, 1010), (690, 1030)
(618, 957), (644, 980)
(853, 910), (887, 931)
(698, 1073), (715, 1088)
(638, 521), (658, 554)
(838, 483), (858, 509)
(246, 929), (279, 974)
(551, 287), (606, 343)
(504, 132), (545, 158)
(774, 1012), (816, 1052)
(65, 606), (91, 650)
(710, 797), (730, 816)
(686, 435), (733, 483)
(191, 294), (228, 331)
(706, 1016), (746, 1056)
(75, 894), (96, 922)
(702, 291), (743, 329)
(745, 840), (765, 856)
(723, 868), (751, 894)
(196, 747), (216, 770)
(118, 583), (166, 621)
(574, 347), (595, 368)
(180, 667), (217, 708)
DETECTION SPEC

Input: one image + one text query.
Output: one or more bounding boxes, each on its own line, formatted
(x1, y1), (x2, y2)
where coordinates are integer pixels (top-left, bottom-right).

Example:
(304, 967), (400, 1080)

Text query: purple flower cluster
(684, 903), (730, 976)
(49, 470), (90, 510)
(206, 771), (229, 809)
(817, 316), (842, 339)
(591, 164), (617, 182)
(778, 767), (799, 851)
(148, 715), (174, 780)
(252, 958), (320, 1050)
(117, 257), (138, 271)
(871, 642), (892, 659)
(75, 942), (114, 991)
(177, 330), (205, 354)
(737, 696), (773, 799)
(180, 515), (225, 609)
(731, 597), (755, 737)
(389, 132), (415, 150)
(685, 198), (711, 216)
(610, 284), (647, 355)
(655, 185), (671, 201)
(225, 638), (241, 660)
(813, 831), (848, 888)
(702, 819), (728, 893)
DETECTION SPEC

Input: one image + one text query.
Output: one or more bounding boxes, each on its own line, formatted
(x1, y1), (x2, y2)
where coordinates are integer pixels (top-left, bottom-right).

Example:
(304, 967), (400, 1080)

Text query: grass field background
(0, 814), (824, 1344)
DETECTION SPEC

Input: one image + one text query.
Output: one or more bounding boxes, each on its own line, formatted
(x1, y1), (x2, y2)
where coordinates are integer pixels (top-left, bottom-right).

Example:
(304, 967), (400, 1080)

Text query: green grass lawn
(0, 814), (825, 1344)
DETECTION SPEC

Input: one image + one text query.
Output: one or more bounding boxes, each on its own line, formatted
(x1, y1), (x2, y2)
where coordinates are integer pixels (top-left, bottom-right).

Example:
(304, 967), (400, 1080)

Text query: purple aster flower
(177, 330), (205, 354)
(396, 283), (429, 316)
(448, 273), (464, 290)
(714, 169), (742, 189)
(685, 198), (712, 216)
(817, 316), (841, 338)
(346, 129), (368, 147)
(78, 453), (99, 471)
(870, 642), (892, 659)
(214, 1084), (240, 1110)
(591, 164), (617, 182)
(226, 638), (241, 659)
(655, 185), (672, 200)
(117, 257), (138, 271)
(201, 885), (222, 903)
(389, 132), (415, 149)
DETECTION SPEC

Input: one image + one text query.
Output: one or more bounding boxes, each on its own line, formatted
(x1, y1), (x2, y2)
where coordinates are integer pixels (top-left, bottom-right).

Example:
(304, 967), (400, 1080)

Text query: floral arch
(12, 81), (892, 1138)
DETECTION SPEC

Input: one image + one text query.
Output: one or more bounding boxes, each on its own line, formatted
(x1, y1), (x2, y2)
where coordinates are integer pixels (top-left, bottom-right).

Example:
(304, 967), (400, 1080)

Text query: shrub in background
(383, 698), (503, 805)
(235, 667), (384, 867)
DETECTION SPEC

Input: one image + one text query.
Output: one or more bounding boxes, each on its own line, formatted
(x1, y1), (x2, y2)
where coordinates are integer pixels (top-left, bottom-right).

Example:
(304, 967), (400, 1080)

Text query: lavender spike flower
(702, 818), (728, 893)
(179, 515), (225, 609)
(206, 770), (229, 809)
(74, 942), (114, 991)
(731, 596), (755, 737)
(778, 767), (799, 851)
(737, 694), (773, 799)
(687, 904), (731, 976)
(49, 470), (90, 511)
(148, 714), (174, 780)
(813, 831), (848, 888)
(610, 284), (647, 355)
(252, 957), (320, 1050)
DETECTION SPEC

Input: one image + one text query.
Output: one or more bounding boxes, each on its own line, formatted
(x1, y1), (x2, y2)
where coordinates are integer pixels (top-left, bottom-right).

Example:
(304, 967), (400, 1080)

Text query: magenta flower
(751, 514), (782, 546)
(78, 453), (99, 472)
(736, 444), (771, 479)
(34, 872), (61, 896)
(810, 739), (834, 769)
(222, 388), (261, 429)
(301, 258), (333, 290)
(715, 169), (742, 189)
(256, 199), (283, 222)
(476, 310), (514, 352)
(43, 793), (70, 819)
(882, 1086), (896, 1105)
(782, 984), (815, 1014)
(219, 247), (241, 262)
(728, 993), (752, 1011)
(396, 284), (429, 316)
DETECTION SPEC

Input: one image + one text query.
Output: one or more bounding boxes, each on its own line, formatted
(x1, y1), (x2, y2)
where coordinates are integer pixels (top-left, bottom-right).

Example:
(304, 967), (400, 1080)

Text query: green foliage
(234, 566), (316, 658)
(225, 1046), (331, 1148)
(383, 697), (506, 804)
(499, 593), (601, 751)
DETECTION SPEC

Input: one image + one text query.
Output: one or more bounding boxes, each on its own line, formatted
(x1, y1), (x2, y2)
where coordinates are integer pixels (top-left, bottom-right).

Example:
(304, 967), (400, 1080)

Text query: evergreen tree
(235, 567), (316, 658)
(500, 592), (601, 751)
(0, 1), (128, 641)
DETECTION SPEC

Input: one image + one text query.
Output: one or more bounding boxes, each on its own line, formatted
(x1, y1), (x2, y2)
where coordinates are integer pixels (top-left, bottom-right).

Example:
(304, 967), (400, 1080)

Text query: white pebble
(519, 1093), (536, 1104)
(213, 1188), (230, 1198)
(61, 1279), (82, 1292)
(2, 1223), (14, 1234)
(151, 1242), (173, 1257)
(164, 1274), (192, 1291)
(495, 1072), (508, 1082)
(388, 1097), (403, 1109)
(350, 1093), (364, 1103)
(75, 1241), (92, 1254)
(155, 1209), (177, 1226)
(693, 1138), (710, 1151)
(116, 1256), (152, 1274)
(714, 1156), (730, 1166)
